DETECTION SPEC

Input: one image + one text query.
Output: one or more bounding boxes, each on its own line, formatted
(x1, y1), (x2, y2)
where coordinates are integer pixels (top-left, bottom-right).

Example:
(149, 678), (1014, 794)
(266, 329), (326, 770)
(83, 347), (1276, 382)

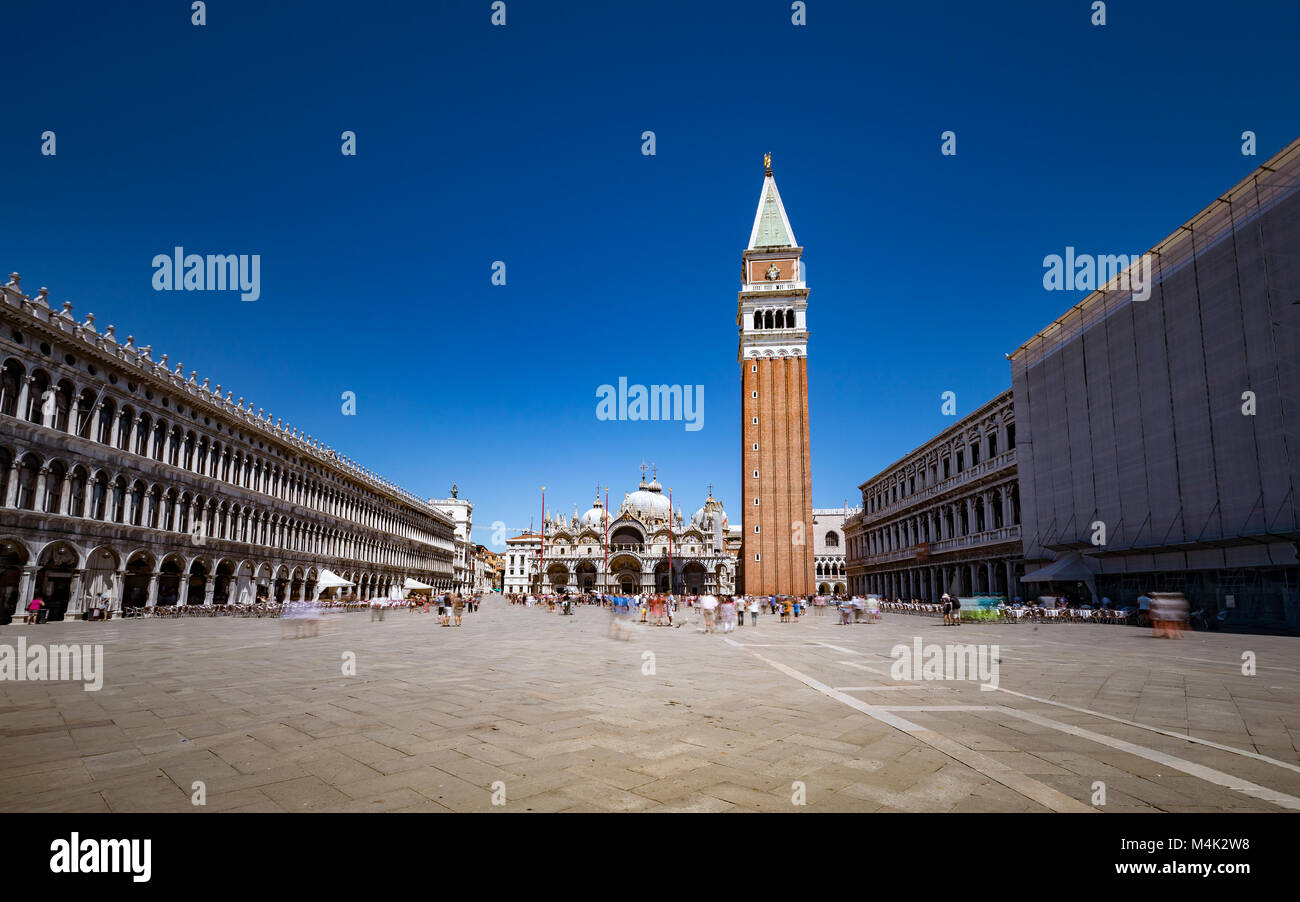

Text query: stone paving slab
(2, 602), (1300, 812)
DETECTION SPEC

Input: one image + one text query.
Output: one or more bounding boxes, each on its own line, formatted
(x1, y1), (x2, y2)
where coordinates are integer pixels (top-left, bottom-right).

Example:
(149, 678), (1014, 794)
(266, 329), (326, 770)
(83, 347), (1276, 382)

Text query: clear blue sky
(3, 0), (1297, 547)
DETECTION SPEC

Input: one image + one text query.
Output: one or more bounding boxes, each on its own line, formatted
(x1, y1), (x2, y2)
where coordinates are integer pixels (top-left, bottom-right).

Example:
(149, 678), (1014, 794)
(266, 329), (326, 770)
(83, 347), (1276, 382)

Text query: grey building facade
(1010, 139), (1300, 627)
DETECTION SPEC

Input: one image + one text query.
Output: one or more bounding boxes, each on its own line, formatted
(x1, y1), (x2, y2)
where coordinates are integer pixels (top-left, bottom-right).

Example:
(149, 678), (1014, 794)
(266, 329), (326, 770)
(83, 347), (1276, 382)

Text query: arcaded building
(1011, 138), (1300, 627)
(0, 273), (456, 621)
(844, 390), (1023, 601)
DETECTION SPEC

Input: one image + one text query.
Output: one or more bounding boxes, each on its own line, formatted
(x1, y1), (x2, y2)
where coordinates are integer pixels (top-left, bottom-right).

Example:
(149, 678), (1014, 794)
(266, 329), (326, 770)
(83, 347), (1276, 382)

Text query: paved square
(2, 602), (1298, 812)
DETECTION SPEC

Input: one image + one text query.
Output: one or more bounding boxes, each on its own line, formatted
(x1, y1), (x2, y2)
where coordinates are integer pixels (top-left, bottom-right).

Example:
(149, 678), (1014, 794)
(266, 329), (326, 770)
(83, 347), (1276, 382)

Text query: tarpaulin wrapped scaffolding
(1009, 138), (1300, 575)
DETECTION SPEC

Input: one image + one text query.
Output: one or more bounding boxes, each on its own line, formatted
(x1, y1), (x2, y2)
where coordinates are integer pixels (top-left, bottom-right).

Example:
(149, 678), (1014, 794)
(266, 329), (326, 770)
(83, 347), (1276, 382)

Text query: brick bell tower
(737, 153), (813, 597)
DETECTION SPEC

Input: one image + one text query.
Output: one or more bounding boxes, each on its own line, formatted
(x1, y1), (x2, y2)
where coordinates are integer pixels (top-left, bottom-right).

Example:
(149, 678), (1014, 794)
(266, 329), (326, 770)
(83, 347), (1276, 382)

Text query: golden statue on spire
(763, 152), (772, 172)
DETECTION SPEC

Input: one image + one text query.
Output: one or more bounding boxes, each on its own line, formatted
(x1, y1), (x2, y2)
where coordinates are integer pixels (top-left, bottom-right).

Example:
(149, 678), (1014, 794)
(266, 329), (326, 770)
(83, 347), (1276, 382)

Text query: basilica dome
(626, 470), (671, 520)
(580, 500), (612, 529)
(692, 488), (728, 530)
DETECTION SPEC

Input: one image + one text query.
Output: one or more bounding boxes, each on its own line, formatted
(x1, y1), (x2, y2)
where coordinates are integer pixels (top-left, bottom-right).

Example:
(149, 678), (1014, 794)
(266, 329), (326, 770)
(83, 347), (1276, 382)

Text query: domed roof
(628, 487), (671, 520)
(692, 487), (728, 530)
(580, 497), (611, 529)
(626, 465), (671, 520)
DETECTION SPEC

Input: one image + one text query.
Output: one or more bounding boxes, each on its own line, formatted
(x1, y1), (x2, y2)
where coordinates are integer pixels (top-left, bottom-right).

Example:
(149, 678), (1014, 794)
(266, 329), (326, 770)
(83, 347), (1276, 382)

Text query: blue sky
(3, 0), (1298, 547)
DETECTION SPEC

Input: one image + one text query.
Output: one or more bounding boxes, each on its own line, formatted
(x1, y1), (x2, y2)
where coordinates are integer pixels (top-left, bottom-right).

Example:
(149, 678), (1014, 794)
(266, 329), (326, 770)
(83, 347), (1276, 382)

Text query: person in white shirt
(699, 594), (718, 633)
(747, 596), (759, 626)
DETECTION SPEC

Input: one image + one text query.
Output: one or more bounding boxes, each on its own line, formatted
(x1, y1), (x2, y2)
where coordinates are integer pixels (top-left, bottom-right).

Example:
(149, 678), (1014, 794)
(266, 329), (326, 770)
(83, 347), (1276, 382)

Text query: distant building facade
(429, 487), (473, 593)
(845, 390), (1022, 601)
(812, 507), (855, 595)
(503, 532), (540, 595)
(533, 469), (735, 595)
(473, 544), (502, 594)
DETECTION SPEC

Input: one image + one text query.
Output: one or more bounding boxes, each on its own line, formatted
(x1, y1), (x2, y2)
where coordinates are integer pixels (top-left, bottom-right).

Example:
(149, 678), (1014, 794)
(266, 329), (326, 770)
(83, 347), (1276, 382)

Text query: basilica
(520, 467), (739, 595)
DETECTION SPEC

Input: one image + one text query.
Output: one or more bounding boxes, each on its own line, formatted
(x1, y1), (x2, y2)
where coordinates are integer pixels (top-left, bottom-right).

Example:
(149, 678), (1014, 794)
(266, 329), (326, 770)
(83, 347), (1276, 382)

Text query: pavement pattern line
(836, 660), (892, 676)
(865, 701), (1300, 810)
(982, 704), (1300, 811)
(991, 686), (1300, 777)
(742, 648), (1097, 813)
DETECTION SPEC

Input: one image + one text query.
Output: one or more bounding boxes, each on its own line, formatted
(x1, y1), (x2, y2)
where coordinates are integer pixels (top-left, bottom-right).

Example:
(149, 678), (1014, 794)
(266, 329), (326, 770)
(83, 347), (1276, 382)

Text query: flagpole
(539, 485), (545, 596)
(668, 487), (674, 598)
(603, 485), (610, 596)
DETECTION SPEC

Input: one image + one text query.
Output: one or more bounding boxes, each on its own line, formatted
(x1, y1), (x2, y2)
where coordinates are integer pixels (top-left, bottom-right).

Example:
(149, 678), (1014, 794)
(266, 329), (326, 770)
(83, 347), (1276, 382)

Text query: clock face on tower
(765, 263), (780, 281)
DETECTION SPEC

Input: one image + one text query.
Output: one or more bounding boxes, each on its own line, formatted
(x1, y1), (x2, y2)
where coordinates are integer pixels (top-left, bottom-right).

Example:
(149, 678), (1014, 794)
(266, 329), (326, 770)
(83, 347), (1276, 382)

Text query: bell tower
(737, 154), (813, 597)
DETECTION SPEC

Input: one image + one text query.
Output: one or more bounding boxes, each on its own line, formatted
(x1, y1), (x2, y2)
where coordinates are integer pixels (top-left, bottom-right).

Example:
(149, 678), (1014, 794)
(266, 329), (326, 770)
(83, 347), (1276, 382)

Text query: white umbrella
(313, 569), (355, 601)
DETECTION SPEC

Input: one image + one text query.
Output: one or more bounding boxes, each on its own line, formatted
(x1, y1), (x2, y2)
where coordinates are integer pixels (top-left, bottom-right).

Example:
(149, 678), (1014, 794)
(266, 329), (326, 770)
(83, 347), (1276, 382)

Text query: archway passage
(575, 561), (597, 592)
(1, 539), (30, 624)
(546, 563), (569, 592)
(36, 542), (79, 621)
(682, 562), (707, 595)
(124, 552), (154, 610)
(609, 555), (641, 595)
(653, 560), (672, 594)
(85, 547), (121, 611)
(188, 560), (209, 606)
(214, 560), (235, 604)
(158, 558), (183, 606)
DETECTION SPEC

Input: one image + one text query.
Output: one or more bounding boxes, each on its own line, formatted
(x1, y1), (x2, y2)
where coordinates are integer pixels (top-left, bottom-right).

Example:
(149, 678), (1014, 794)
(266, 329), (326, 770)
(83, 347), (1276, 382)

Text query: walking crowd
(505, 591), (854, 634)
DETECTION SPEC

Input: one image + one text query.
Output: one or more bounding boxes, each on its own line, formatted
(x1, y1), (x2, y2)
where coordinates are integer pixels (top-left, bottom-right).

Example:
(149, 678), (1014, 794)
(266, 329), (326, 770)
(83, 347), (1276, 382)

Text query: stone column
(4, 461), (20, 507)
(34, 468), (48, 512)
(203, 577), (215, 606)
(986, 561), (995, 596)
(15, 377), (30, 425)
(177, 574), (190, 607)
(146, 571), (159, 608)
(58, 472), (73, 516)
(68, 569), (84, 616)
(112, 569), (125, 611)
(16, 566), (35, 614)
(1005, 560), (1017, 601)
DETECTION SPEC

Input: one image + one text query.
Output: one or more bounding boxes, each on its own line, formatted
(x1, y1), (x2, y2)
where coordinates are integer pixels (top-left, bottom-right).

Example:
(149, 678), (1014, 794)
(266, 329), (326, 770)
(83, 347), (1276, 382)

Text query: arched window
(825, 530), (839, 548)
(16, 454), (41, 509)
(24, 370), (50, 423)
(0, 359), (23, 417)
(90, 472), (108, 520)
(43, 461), (67, 513)
(68, 467), (88, 517)
(111, 476), (128, 523)
(765, 309), (774, 329)
(117, 407), (135, 451)
(129, 480), (145, 526)
(96, 398), (117, 444)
